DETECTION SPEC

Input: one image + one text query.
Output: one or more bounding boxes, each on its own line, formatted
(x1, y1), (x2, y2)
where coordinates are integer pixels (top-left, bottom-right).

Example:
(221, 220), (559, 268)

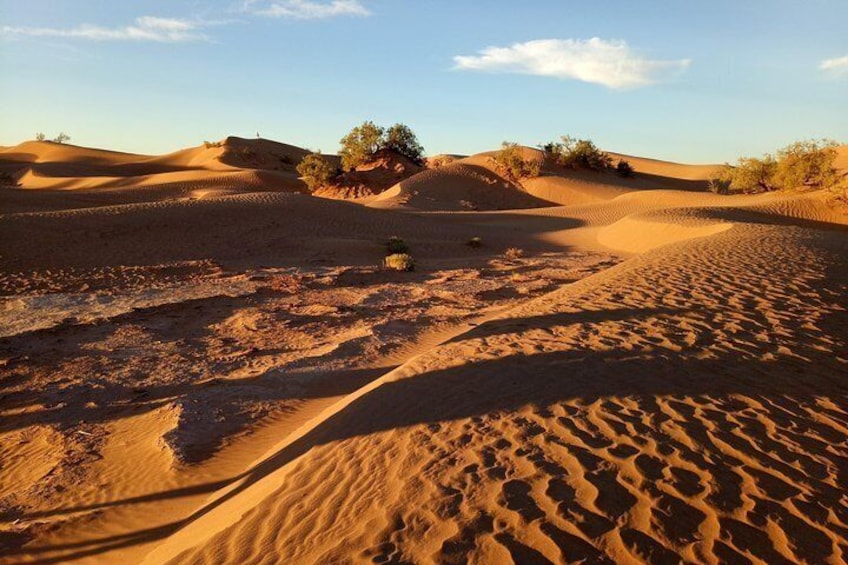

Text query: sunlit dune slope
(370, 146), (723, 211)
(134, 189), (848, 565)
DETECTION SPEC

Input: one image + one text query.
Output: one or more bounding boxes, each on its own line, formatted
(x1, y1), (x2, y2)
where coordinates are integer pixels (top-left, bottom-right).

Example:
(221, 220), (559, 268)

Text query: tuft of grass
(386, 236), (409, 254)
(503, 247), (524, 260)
(384, 253), (414, 271)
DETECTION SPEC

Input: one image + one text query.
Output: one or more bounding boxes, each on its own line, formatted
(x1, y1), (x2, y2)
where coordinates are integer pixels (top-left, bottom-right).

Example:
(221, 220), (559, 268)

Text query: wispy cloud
(242, 0), (369, 19)
(453, 38), (691, 89)
(0, 16), (208, 42)
(819, 54), (848, 76)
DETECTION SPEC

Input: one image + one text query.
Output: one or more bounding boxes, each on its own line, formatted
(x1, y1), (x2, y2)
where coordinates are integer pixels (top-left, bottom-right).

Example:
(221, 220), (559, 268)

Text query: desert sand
(1, 139), (847, 564)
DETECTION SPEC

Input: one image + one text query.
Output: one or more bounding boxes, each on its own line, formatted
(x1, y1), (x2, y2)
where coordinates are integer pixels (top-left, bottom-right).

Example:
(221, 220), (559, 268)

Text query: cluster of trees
(542, 136), (633, 177)
(297, 121), (424, 191)
(35, 132), (70, 144)
(714, 139), (840, 194)
(339, 121), (424, 170)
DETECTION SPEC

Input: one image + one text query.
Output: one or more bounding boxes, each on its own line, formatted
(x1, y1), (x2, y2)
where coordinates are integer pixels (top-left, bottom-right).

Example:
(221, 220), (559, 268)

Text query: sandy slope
(0, 138), (308, 214)
(140, 192), (848, 565)
(1, 139), (847, 565)
(369, 147), (721, 211)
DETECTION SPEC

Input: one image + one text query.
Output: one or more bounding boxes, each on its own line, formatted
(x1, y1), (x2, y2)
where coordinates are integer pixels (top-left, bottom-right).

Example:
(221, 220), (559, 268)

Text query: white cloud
(0, 16), (207, 42)
(453, 38), (691, 89)
(243, 0), (369, 19)
(820, 54), (848, 76)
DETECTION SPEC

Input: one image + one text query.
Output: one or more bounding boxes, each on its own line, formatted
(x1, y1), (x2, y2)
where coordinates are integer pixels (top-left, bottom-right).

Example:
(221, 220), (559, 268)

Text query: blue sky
(1, 0), (846, 163)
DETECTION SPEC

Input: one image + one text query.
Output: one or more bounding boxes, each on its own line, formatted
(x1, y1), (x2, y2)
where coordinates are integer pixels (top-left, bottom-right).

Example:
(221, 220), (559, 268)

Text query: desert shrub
(467, 237), (482, 248)
(35, 132), (46, 141)
(339, 121), (426, 170)
(386, 236), (409, 254)
(717, 157), (777, 194)
(503, 247), (524, 260)
(773, 140), (839, 190)
(384, 253), (414, 271)
(296, 151), (336, 192)
(615, 159), (634, 178)
(720, 139), (839, 194)
(491, 142), (541, 182)
(384, 123), (424, 164)
(204, 140), (223, 148)
(339, 121), (385, 171)
(544, 136), (612, 171)
(707, 177), (730, 195)
(53, 132), (70, 144)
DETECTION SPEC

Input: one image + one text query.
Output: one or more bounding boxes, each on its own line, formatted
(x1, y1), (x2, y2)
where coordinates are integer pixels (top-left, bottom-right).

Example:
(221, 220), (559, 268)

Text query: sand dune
(369, 146), (722, 211)
(0, 138), (309, 214)
(140, 194), (848, 565)
(1, 137), (846, 565)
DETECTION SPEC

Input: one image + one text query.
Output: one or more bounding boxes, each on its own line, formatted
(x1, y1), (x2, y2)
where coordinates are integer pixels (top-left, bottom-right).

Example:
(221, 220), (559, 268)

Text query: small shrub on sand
(52, 132), (70, 144)
(719, 139), (839, 194)
(615, 159), (635, 178)
(297, 151), (337, 192)
(491, 142), (541, 182)
(35, 132), (46, 141)
(707, 177), (730, 195)
(384, 253), (415, 271)
(386, 236), (409, 254)
(467, 237), (483, 248)
(503, 247), (524, 260)
(543, 136), (612, 171)
(204, 140), (223, 148)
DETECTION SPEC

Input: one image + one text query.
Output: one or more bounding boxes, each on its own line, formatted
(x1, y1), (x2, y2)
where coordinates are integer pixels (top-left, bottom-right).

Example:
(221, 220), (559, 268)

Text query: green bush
(719, 140), (839, 194)
(339, 121), (425, 170)
(386, 236), (409, 254)
(339, 121), (385, 171)
(35, 132), (46, 141)
(543, 136), (612, 171)
(773, 140), (839, 191)
(491, 142), (541, 182)
(296, 151), (337, 192)
(717, 156), (777, 194)
(384, 124), (424, 164)
(615, 159), (634, 178)
(384, 253), (415, 271)
(53, 132), (70, 144)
